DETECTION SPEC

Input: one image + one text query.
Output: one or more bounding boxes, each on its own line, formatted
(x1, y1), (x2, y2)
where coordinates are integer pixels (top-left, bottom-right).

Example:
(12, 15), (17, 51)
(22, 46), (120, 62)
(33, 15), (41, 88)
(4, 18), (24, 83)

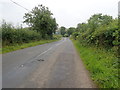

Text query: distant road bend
(3, 38), (96, 88)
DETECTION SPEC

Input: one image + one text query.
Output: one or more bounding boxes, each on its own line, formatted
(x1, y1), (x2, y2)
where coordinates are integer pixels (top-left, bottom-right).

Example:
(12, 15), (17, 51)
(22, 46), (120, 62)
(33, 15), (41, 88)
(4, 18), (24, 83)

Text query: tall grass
(72, 39), (119, 88)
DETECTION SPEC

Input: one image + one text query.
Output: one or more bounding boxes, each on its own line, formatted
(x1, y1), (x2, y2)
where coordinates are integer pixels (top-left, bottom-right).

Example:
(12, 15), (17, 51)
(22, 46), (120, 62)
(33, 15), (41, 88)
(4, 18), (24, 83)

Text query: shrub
(1, 21), (41, 46)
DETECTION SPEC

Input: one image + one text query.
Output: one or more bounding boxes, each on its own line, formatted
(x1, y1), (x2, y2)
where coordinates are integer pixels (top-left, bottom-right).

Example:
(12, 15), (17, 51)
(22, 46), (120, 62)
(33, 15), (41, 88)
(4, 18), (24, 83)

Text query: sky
(0, 0), (119, 28)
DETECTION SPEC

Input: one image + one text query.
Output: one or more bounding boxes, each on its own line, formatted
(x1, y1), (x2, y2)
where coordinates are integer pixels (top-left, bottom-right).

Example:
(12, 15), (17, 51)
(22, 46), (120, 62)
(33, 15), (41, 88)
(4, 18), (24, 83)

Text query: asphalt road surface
(3, 38), (96, 88)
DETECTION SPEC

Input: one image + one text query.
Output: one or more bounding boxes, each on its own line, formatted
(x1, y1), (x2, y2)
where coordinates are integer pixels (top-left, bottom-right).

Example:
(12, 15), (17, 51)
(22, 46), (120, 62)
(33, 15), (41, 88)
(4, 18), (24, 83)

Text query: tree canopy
(74, 14), (119, 48)
(59, 26), (66, 36)
(23, 4), (58, 39)
(67, 27), (75, 36)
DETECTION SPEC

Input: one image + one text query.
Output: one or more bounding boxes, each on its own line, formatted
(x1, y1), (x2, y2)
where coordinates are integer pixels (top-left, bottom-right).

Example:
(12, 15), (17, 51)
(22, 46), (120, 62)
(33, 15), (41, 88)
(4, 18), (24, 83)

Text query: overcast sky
(0, 0), (119, 28)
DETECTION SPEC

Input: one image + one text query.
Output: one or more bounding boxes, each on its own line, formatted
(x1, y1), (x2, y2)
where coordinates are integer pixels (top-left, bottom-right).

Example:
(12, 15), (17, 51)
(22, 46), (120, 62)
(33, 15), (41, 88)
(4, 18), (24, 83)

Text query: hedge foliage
(1, 21), (41, 46)
(73, 14), (119, 50)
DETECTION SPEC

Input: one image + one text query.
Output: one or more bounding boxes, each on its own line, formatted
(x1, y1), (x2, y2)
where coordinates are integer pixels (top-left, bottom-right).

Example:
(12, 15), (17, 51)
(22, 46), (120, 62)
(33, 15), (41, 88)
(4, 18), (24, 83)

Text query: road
(3, 38), (96, 88)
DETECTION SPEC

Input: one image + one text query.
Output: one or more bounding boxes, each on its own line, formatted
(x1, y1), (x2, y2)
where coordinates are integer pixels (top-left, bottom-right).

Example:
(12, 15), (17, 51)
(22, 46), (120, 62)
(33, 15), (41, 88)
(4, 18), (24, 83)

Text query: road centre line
(18, 40), (66, 69)
(35, 40), (65, 59)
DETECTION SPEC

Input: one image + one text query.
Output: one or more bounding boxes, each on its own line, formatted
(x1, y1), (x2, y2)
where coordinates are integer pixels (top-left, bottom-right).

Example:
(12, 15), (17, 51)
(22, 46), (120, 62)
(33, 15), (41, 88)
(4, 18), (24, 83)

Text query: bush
(76, 14), (119, 49)
(1, 21), (41, 46)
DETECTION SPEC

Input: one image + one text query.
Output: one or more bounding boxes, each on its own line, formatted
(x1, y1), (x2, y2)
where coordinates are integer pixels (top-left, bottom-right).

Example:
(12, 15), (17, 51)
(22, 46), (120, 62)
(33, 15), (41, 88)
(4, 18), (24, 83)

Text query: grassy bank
(72, 39), (119, 88)
(1, 39), (60, 54)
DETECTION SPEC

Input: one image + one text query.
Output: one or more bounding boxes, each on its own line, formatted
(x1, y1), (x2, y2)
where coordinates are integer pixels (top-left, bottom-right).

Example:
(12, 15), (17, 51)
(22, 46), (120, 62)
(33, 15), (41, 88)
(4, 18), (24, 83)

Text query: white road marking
(35, 39), (65, 58)
(55, 39), (66, 46)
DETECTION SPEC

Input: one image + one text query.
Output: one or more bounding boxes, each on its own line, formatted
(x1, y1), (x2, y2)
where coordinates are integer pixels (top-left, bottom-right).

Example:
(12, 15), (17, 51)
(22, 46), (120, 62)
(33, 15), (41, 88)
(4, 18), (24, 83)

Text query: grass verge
(1, 39), (60, 54)
(71, 39), (119, 88)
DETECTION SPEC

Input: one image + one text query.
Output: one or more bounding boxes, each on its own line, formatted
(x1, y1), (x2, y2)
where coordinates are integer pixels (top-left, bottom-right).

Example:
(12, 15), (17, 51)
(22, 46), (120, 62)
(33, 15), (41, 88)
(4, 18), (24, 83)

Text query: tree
(67, 27), (75, 36)
(74, 13), (118, 48)
(76, 23), (88, 33)
(88, 14), (113, 32)
(23, 4), (57, 39)
(60, 26), (66, 36)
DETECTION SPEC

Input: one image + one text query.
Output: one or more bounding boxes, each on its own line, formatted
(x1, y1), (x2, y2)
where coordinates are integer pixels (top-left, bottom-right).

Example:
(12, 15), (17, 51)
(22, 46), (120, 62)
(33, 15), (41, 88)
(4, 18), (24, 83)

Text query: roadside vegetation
(1, 39), (60, 54)
(59, 14), (119, 88)
(70, 14), (119, 88)
(72, 40), (119, 88)
(1, 5), (61, 54)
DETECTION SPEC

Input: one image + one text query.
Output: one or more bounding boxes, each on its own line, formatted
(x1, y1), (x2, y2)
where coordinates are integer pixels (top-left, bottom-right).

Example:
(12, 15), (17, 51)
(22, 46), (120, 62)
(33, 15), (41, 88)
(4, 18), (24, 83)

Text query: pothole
(37, 59), (44, 61)
(18, 59), (44, 68)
